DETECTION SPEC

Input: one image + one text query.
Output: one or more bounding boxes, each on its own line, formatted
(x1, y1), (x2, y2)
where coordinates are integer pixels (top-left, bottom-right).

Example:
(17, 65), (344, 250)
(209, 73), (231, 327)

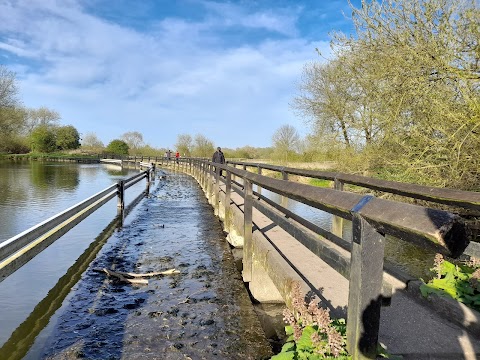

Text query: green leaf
(285, 325), (294, 336)
(296, 326), (316, 352)
(270, 352), (296, 360)
(281, 342), (296, 353)
(440, 260), (456, 274)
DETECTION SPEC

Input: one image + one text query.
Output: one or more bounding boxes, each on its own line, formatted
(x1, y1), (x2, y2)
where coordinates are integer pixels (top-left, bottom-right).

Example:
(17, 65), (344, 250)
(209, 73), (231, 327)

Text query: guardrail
(183, 158), (472, 359)
(0, 169), (153, 282)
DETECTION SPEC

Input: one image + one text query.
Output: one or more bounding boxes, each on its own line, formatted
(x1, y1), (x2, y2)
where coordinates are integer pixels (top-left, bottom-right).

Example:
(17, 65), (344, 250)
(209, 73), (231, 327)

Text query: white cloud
(0, 0), (331, 148)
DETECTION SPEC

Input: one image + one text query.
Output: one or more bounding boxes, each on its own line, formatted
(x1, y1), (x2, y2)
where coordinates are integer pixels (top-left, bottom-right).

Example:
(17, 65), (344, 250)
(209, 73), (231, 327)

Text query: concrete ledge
(407, 280), (480, 339)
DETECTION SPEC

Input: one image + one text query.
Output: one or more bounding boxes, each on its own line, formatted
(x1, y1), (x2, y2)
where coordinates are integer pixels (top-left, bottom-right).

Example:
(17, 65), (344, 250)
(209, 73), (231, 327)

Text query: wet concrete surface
(38, 172), (273, 360)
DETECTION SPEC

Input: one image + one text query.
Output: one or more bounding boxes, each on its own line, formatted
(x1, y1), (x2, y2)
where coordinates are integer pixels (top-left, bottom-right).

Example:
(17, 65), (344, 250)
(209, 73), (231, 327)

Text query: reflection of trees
(384, 236), (436, 280)
(30, 162), (79, 191)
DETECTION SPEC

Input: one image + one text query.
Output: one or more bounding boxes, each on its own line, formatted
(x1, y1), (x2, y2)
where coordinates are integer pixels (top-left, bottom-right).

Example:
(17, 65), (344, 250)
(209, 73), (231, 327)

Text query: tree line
(0, 66), (81, 153)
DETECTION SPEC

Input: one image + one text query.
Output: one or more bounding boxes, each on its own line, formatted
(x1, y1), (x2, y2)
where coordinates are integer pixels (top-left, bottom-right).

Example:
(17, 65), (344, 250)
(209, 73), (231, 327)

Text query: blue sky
(0, 0), (361, 149)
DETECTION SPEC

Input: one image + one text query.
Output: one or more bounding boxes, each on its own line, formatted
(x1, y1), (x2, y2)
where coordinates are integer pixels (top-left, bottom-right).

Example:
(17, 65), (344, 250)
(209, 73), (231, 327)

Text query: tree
(0, 66), (28, 153)
(25, 107), (60, 133)
(175, 134), (193, 156)
(55, 125), (80, 150)
(121, 131), (144, 151)
(295, 0), (480, 189)
(0, 65), (19, 108)
(192, 134), (214, 158)
(81, 132), (104, 149)
(30, 125), (57, 153)
(272, 125), (300, 161)
(106, 139), (129, 155)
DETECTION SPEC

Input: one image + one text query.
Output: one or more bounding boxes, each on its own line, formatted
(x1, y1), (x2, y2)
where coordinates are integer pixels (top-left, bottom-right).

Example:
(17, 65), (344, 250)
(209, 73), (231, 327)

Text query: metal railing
(0, 169), (153, 282)
(184, 158), (471, 359)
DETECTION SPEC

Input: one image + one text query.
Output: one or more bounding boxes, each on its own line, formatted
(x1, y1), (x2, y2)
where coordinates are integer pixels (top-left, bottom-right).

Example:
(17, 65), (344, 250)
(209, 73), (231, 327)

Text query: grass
(309, 178), (333, 188)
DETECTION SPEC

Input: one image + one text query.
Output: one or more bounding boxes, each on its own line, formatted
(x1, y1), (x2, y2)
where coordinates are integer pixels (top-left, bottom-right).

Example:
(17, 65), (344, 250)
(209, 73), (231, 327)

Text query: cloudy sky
(0, 0), (361, 149)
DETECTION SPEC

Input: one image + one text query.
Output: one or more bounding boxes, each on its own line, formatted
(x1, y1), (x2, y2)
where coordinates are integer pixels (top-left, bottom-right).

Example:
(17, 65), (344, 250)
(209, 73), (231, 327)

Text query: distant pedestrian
(167, 150), (172, 161)
(212, 147), (225, 176)
(175, 151), (180, 164)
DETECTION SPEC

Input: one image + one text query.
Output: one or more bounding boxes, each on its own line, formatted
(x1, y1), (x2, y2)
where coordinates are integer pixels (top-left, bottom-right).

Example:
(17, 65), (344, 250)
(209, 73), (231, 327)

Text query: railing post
(257, 166), (262, 196)
(202, 162), (206, 189)
(332, 178), (344, 238)
(346, 198), (385, 360)
(224, 171), (231, 230)
(214, 166), (220, 215)
(145, 170), (150, 195)
(150, 164), (155, 182)
(243, 178), (253, 282)
(281, 169), (288, 207)
(117, 180), (125, 209)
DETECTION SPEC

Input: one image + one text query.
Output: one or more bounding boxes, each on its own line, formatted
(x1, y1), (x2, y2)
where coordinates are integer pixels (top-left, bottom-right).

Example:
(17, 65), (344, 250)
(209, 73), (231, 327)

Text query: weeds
(270, 282), (350, 359)
(420, 254), (480, 311)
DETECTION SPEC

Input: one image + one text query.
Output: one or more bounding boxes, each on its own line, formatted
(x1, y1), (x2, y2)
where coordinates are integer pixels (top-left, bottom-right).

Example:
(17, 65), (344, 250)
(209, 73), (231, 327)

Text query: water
(257, 187), (436, 280)
(0, 160), (145, 349)
(27, 172), (271, 360)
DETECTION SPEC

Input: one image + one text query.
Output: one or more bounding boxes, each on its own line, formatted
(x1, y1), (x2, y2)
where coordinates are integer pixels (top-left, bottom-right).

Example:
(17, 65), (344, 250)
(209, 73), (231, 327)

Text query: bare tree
(272, 124), (300, 161)
(175, 134), (193, 156)
(81, 132), (104, 150)
(25, 107), (60, 133)
(121, 131), (144, 151)
(0, 65), (19, 108)
(192, 134), (214, 158)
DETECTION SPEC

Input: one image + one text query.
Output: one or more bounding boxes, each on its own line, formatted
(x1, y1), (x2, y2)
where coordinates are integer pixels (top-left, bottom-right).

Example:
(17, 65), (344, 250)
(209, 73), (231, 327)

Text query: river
(0, 160), (144, 351)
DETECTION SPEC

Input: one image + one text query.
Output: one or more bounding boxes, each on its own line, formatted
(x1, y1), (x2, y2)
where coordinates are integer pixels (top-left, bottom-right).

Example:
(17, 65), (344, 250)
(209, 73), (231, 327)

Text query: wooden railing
(0, 169), (153, 282)
(225, 160), (480, 212)
(181, 158), (472, 359)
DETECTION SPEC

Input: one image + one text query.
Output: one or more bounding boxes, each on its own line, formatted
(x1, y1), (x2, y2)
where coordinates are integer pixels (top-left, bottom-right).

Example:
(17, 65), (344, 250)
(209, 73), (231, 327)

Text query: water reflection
(30, 162), (80, 191)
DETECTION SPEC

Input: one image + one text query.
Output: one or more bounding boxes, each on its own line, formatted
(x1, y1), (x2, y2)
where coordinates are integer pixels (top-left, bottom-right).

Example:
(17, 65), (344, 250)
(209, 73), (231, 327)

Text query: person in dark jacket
(212, 147), (225, 176)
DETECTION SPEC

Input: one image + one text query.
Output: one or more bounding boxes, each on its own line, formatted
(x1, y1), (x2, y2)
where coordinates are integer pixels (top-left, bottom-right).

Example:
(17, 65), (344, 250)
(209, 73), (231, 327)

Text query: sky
(0, 0), (361, 150)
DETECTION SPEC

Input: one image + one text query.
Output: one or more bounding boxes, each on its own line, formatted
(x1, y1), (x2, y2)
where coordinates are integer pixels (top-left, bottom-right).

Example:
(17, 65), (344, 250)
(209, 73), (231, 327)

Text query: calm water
(0, 160), (145, 348)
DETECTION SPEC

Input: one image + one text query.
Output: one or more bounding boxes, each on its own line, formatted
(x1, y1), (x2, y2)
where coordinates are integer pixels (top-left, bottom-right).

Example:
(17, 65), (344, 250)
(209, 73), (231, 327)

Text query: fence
(182, 157), (472, 359)
(0, 169), (153, 282)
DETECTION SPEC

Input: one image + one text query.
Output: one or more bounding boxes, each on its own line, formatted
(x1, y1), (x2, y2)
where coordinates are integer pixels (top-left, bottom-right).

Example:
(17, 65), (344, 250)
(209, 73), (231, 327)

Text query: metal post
(346, 206), (385, 360)
(117, 180), (124, 209)
(332, 178), (344, 238)
(243, 178), (253, 282)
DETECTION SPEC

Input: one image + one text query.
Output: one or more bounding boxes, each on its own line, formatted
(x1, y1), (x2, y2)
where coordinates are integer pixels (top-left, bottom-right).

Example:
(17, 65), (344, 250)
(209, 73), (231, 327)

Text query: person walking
(175, 151), (180, 164)
(212, 147), (225, 176)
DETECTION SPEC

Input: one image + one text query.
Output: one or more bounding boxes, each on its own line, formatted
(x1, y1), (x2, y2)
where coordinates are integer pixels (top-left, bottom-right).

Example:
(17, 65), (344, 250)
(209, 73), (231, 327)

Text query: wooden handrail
(226, 160), (480, 211)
